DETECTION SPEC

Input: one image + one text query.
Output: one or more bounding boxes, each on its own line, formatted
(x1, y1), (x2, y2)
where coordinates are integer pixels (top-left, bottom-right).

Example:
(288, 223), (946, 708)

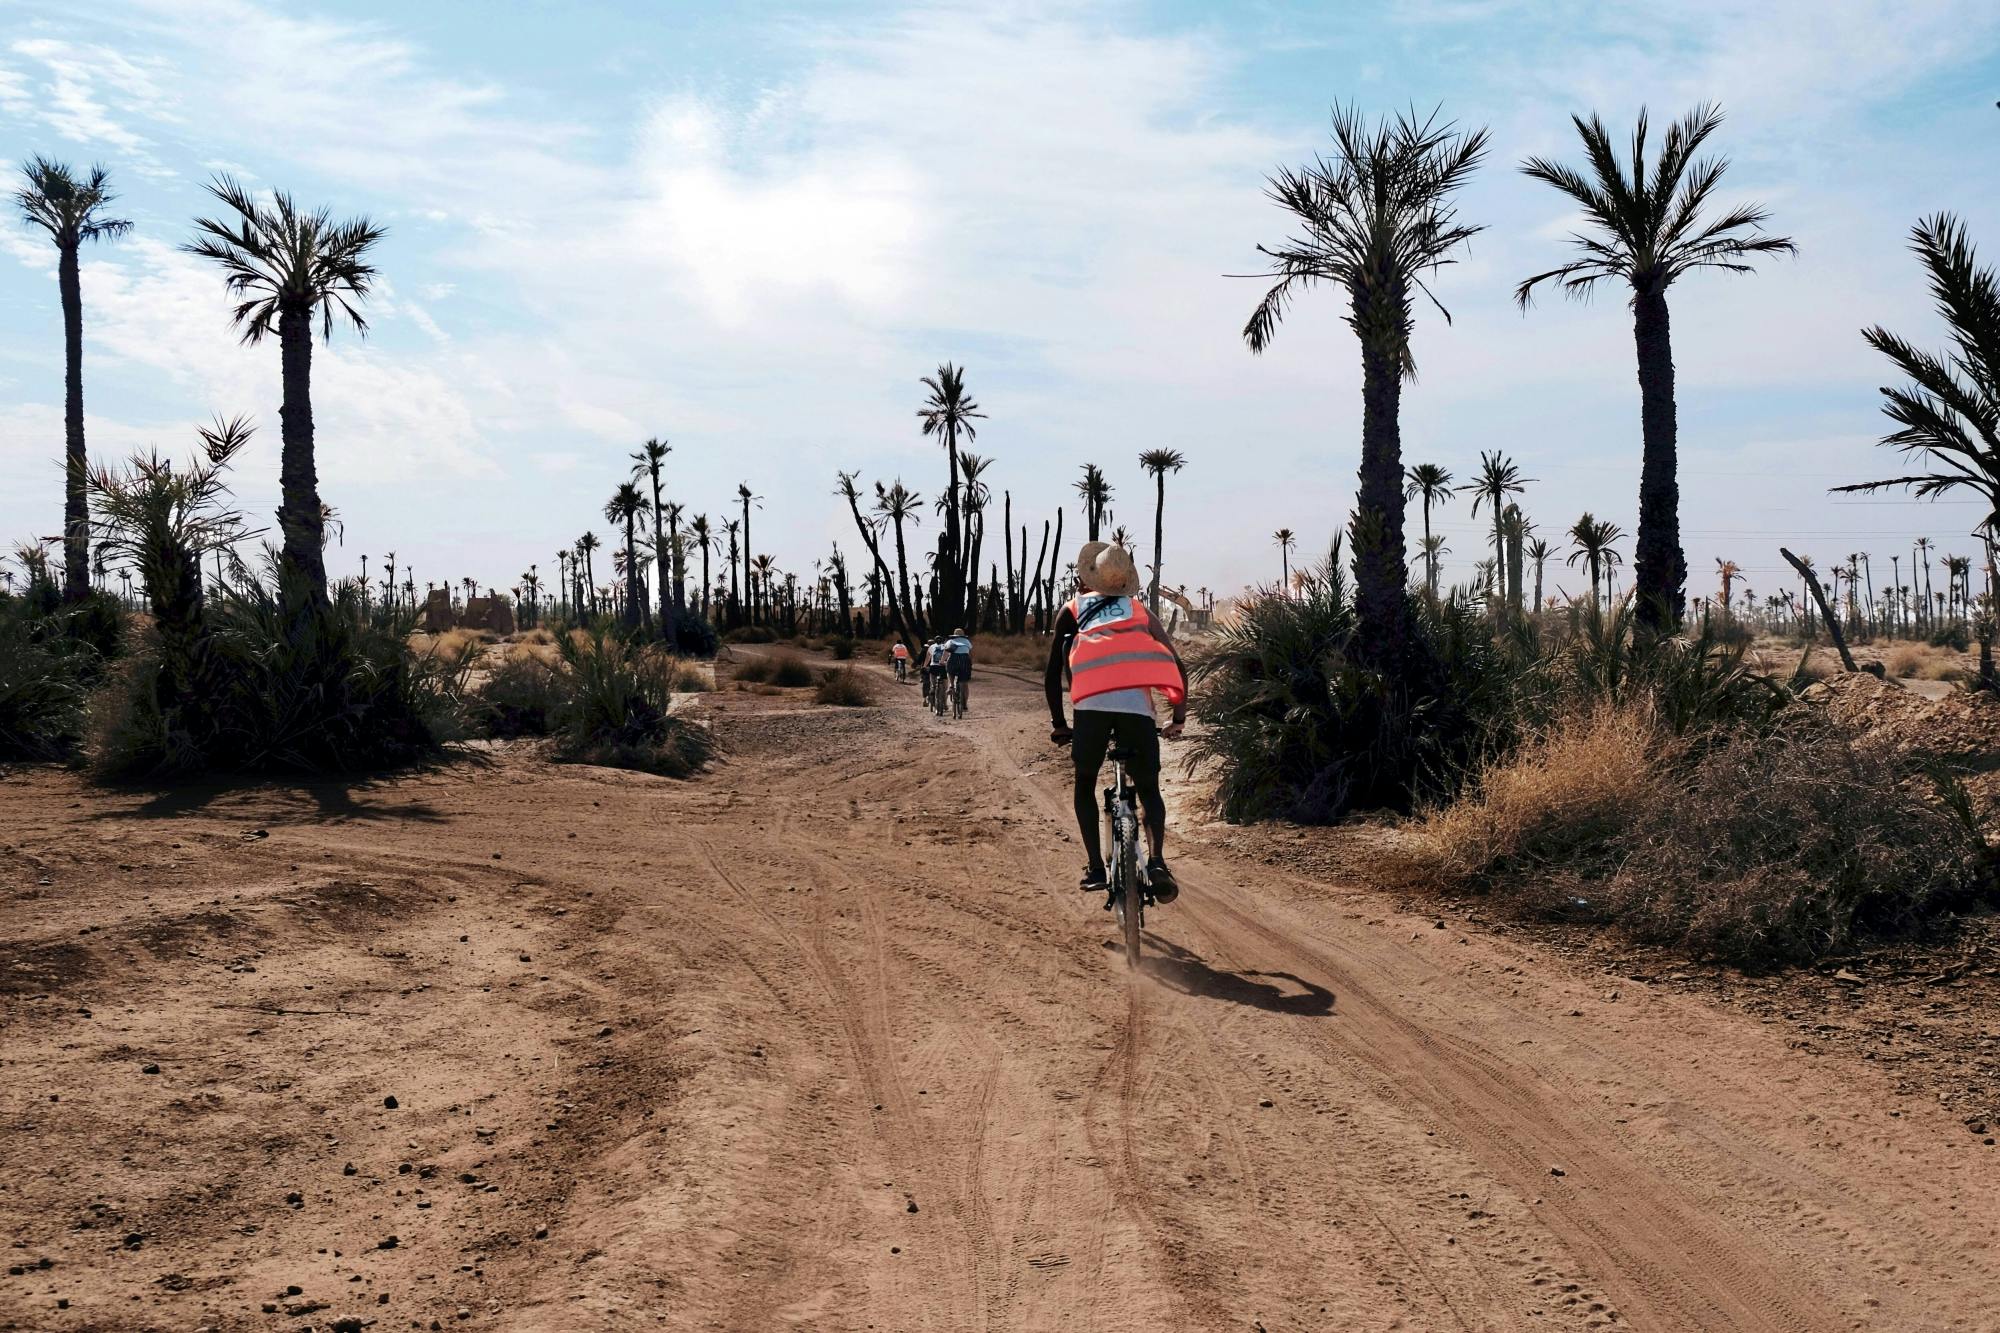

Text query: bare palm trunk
(1421, 496), (1437, 598)
(58, 240), (90, 601)
(1028, 518), (1050, 633)
(1632, 287), (1684, 632)
(740, 497), (753, 626)
(1352, 326), (1410, 663)
(277, 303), (329, 613)
(942, 428), (963, 627)
(1149, 470), (1167, 606)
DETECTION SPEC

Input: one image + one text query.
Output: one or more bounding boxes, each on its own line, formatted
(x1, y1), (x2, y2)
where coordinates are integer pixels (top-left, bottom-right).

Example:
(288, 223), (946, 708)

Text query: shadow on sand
(1140, 935), (1335, 1017)
(90, 777), (451, 825)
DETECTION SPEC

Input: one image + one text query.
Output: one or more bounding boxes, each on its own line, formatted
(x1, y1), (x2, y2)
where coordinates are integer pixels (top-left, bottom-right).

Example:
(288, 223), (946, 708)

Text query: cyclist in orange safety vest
(1047, 541), (1186, 901)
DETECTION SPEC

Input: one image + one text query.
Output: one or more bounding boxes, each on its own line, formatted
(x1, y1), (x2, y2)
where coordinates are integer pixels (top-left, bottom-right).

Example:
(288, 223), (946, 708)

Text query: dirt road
(3, 658), (1997, 1331)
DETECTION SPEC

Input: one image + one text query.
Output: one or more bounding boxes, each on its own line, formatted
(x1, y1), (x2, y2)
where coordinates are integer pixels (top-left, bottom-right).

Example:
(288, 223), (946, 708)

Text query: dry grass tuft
(813, 666), (877, 707)
(1393, 704), (1669, 900)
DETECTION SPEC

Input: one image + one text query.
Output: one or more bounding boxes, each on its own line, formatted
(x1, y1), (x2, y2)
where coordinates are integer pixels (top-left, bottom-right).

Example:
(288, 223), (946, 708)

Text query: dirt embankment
(2, 661), (1998, 1331)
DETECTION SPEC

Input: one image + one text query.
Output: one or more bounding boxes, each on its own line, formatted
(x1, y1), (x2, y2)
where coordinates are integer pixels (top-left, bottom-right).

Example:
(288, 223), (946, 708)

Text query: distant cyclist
(1047, 542), (1186, 901)
(925, 636), (951, 713)
(891, 639), (911, 683)
(944, 627), (973, 713)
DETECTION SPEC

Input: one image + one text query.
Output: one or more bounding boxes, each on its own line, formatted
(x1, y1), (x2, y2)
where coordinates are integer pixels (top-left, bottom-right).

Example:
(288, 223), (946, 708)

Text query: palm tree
(1420, 534), (1451, 593)
(1074, 463), (1113, 541)
(1916, 536), (1936, 633)
(1526, 535), (1552, 610)
(1565, 512), (1624, 611)
(724, 518), (741, 621)
(630, 437), (672, 633)
(184, 175), (386, 616)
(1463, 450), (1528, 613)
(1243, 104), (1488, 662)
(1516, 105), (1793, 631)
(577, 532), (601, 619)
(662, 501), (686, 615)
(16, 157), (132, 601)
(604, 484), (649, 630)
(1947, 554), (1972, 622)
(1837, 217), (2000, 586)
(1715, 558), (1741, 623)
(1403, 462), (1454, 597)
(688, 514), (715, 619)
(874, 480), (923, 634)
(1274, 527), (1297, 590)
(751, 554), (777, 624)
(1139, 448), (1186, 606)
(917, 363), (985, 626)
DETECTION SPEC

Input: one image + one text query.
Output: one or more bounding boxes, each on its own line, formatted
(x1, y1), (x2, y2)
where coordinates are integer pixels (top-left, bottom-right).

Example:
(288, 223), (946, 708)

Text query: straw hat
(1076, 541), (1140, 596)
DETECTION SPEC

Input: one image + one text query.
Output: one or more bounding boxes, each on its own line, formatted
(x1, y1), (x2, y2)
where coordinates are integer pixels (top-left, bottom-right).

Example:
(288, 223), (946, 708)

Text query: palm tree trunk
(623, 516), (642, 630)
(1046, 508), (1064, 620)
(700, 546), (711, 620)
(277, 303), (329, 613)
(1632, 287), (1684, 632)
(964, 512), (983, 630)
(892, 515), (917, 637)
(1149, 471), (1167, 606)
(58, 240), (90, 601)
(1352, 329), (1410, 663)
(1003, 493), (1016, 627)
(741, 497), (753, 625)
(650, 472), (672, 641)
(1028, 518), (1049, 634)
(1421, 497), (1437, 598)
(943, 426), (963, 626)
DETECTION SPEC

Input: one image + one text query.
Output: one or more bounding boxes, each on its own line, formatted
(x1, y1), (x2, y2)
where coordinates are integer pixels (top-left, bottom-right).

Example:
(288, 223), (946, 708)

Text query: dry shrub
(1886, 644), (1928, 678)
(769, 653), (814, 688)
(474, 654), (563, 736)
(1606, 717), (1988, 964)
(410, 627), (492, 662)
(1397, 704), (1669, 897)
(733, 655), (773, 684)
(814, 666), (876, 707)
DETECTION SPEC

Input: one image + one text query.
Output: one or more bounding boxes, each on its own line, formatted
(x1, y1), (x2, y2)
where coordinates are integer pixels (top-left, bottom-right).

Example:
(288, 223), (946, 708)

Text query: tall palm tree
(1516, 105), (1793, 631)
(1274, 527), (1297, 590)
(1403, 462), (1454, 597)
(16, 157), (131, 601)
(1139, 448), (1186, 606)
(605, 484), (649, 630)
(1916, 536), (1936, 633)
(1463, 450), (1529, 612)
(1837, 217), (2000, 586)
(917, 363), (985, 626)
(1074, 463), (1114, 541)
(1526, 535), (1551, 610)
(688, 513), (714, 619)
(958, 453), (993, 627)
(1244, 104), (1488, 662)
(874, 480), (923, 635)
(662, 501), (686, 613)
(751, 554), (777, 624)
(724, 518), (741, 622)
(1565, 512), (1624, 611)
(630, 437), (672, 633)
(1715, 558), (1741, 623)
(577, 532), (601, 619)
(184, 175), (386, 615)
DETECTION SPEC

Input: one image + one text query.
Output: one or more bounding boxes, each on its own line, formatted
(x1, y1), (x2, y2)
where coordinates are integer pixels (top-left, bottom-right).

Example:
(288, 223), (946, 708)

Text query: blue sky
(3, 0), (1999, 606)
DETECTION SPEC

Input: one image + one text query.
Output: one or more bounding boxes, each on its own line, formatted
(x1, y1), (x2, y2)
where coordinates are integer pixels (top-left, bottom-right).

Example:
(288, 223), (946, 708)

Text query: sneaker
(1079, 865), (1107, 892)
(1146, 857), (1179, 904)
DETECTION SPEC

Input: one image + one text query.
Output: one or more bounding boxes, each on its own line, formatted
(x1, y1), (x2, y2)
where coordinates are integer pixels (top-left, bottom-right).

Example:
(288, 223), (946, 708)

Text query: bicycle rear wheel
(1117, 808), (1141, 967)
(952, 677), (966, 719)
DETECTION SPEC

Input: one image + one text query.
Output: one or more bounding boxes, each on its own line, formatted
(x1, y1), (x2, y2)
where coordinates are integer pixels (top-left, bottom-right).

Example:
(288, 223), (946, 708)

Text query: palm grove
(6, 96), (2000, 812)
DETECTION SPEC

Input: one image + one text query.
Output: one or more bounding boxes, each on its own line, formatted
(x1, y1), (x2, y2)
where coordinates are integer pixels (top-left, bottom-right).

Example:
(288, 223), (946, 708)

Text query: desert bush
(1606, 717), (1990, 964)
(550, 628), (712, 777)
(732, 655), (773, 684)
(723, 625), (777, 644)
(1930, 622), (1972, 652)
(669, 611), (719, 658)
(826, 635), (856, 660)
(1189, 541), (1509, 822)
(1398, 704), (1670, 895)
(87, 427), (464, 780)
(1886, 644), (1927, 678)
(0, 598), (92, 761)
(769, 653), (814, 688)
(814, 666), (876, 707)
(475, 653), (564, 736)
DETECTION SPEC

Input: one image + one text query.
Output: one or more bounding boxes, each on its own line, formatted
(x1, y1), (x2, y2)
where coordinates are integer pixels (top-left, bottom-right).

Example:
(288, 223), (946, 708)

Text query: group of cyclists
(886, 539), (1186, 904)
(890, 629), (973, 717)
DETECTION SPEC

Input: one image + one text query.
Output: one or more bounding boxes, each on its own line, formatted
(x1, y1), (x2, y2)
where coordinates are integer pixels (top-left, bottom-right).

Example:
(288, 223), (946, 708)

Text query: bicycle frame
(1103, 744), (1145, 965)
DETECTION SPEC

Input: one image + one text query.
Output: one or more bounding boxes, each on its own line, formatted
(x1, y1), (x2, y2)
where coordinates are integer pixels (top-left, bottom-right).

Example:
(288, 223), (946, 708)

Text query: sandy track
(2, 660), (1996, 1331)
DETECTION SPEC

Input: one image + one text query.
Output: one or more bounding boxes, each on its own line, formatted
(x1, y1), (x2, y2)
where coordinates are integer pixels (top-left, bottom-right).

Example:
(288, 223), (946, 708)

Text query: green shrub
(723, 625), (777, 644)
(551, 629), (712, 777)
(475, 654), (563, 737)
(814, 666), (875, 707)
(1929, 622), (1972, 651)
(0, 598), (91, 761)
(669, 611), (719, 658)
(827, 636), (856, 660)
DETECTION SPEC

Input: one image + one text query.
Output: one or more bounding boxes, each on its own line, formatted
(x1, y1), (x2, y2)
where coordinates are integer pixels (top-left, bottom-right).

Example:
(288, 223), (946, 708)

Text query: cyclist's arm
(1046, 606), (1077, 730)
(1146, 615), (1188, 726)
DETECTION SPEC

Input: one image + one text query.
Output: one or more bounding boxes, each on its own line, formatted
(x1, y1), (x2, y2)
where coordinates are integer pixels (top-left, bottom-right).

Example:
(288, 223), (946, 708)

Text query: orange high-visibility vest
(1067, 594), (1185, 706)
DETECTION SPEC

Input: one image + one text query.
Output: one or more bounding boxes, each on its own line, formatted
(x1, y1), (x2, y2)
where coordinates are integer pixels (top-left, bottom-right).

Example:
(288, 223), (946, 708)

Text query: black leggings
(1071, 710), (1164, 868)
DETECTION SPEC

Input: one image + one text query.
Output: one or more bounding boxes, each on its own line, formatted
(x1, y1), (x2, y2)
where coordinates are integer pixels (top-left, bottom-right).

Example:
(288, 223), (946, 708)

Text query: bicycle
(951, 674), (967, 720)
(930, 670), (949, 717)
(893, 656), (909, 684)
